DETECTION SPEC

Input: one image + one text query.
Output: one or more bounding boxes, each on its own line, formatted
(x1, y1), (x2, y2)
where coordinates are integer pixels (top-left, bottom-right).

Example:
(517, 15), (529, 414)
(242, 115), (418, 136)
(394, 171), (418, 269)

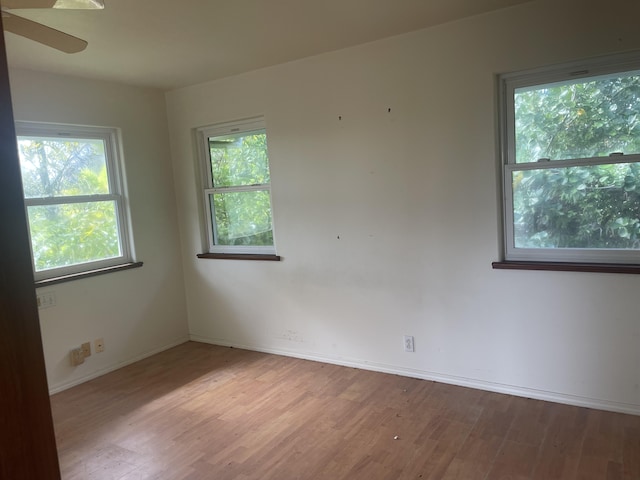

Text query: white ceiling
(3, 0), (534, 91)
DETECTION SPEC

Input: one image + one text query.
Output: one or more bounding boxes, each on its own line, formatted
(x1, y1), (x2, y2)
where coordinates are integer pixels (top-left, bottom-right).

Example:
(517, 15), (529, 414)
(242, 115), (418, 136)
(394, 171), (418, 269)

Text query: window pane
(18, 137), (109, 198)
(210, 190), (273, 246)
(27, 201), (121, 271)
(208, 131), (270, 187)
(514, 72), (640, 163)
(512, 163), (640, 249)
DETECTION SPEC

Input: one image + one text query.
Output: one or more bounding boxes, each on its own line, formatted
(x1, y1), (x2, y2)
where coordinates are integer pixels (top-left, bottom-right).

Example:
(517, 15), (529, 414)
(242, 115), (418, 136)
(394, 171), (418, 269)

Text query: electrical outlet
(95, 338), (105, 353)
(70, 348), (85, 366)
(404, 335), (414, 352)
(36, 291), (56, 309)
(81, 342), (91, 358)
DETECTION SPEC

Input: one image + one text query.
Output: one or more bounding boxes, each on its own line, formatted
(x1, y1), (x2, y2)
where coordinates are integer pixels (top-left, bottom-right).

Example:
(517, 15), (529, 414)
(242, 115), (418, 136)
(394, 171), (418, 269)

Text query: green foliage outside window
(208, 132), (274, 246)
(512, 73), (640, 250)
(210, 133), (269, 187)
(513, 163), (640, 248)
(18, 138), (121, 271)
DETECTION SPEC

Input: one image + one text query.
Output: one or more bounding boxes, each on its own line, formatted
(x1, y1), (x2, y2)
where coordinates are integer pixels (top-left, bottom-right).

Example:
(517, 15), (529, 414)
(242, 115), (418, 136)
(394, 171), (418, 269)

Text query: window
(16, 122), (135, 281)
(198, 117), (276, 255)
(500, 53), (640, 265)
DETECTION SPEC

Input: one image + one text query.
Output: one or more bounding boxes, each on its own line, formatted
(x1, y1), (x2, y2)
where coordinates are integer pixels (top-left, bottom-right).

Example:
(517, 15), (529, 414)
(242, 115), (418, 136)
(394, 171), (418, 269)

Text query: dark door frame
(0, 16), (61, 480)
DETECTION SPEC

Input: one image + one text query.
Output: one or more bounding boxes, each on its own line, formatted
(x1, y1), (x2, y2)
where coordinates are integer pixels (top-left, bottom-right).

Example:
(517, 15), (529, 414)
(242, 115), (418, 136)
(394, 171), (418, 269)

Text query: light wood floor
(51, 342), (640, 480)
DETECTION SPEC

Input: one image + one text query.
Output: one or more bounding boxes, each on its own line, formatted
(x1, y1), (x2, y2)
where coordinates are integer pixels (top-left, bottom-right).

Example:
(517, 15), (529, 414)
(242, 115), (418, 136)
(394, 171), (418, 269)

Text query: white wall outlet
(404, 335), (414, 352)
(37, 291), (56, 309)
(95, 338), (105, 353)
(81, 342), (91, 358)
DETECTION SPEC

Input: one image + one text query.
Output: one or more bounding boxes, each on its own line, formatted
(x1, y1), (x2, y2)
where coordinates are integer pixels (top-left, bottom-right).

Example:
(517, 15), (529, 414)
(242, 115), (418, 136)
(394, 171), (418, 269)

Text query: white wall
(166, 0), (640, 414)
(9, 69), (189, 393)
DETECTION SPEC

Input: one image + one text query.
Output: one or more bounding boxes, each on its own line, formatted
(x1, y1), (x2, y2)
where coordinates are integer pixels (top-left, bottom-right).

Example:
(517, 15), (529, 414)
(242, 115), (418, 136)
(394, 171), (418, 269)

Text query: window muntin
(16, 122), (134, 280)
(501, 53), (640, 264)
(199, 117), (276, 254)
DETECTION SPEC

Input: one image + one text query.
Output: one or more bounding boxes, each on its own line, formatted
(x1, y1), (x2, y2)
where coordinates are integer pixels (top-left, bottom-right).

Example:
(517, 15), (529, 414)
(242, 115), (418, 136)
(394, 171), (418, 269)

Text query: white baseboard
(48, 337), (190, 395)
(190, 334), (640, 416)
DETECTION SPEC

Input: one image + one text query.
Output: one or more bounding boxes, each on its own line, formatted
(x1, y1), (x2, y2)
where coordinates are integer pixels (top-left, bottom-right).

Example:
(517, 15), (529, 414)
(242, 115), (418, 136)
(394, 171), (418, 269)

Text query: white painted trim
(190, 334), (640, 417)
(48, 337), (190, 395)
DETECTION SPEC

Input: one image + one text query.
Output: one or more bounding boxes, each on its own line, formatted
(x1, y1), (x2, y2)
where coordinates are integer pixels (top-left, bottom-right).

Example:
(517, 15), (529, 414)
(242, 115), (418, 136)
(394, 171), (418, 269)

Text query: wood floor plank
(50, 342), (640, 480)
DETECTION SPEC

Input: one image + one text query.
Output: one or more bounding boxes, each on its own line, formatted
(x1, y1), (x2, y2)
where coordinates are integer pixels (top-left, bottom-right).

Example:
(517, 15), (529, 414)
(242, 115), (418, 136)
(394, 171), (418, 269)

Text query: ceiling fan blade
(1, 0), (103, 9)
(0, 0), (56, 7)
(2, 12), (87, 52)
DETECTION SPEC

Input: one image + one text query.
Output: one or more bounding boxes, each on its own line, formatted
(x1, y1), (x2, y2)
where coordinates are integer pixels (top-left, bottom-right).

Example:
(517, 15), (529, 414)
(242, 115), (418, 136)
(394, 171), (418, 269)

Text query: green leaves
(512, 71), (640, 251)
(211, 190), (273, 246)
(207, 131), (274, 247)
(513, 163), (640, 249)
(18, 137), (108, 197)
(28, 199), (121, 271)
(18, 136), (120, 271)
(515, 74), (640, 163)
(623, 175), (636, 192)
(209, 133), (270, 187)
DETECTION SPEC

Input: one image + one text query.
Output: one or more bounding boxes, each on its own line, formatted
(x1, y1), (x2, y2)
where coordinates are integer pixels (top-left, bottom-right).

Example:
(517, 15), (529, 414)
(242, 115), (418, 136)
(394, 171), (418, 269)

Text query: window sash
(503, 154), (640, 264)
(25, 195), (128, 271)
(199, 118), (267, 189)
(208, 184), (270, 194)
(500, 52), (640, 167)
(25, 193), (120, 206)
(203, 189), (275, 254)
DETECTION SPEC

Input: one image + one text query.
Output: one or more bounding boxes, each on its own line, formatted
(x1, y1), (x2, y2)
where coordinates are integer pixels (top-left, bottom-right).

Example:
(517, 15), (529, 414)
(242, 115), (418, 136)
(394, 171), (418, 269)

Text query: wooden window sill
(492, 261), (640, 274)
(35, 262), (143, 287)
(197, 253), (281, 261)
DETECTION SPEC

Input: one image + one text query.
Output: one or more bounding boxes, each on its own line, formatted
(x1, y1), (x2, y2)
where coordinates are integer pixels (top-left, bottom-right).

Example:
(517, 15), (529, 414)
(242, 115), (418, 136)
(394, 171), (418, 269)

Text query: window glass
(18, 137), (109, 197)
(209, 191), (274, 246)
(512, 163), (640, 249)
(27, 201), (121, 272)
(209, 131), (270, 187)
(514, 72), (640, 163)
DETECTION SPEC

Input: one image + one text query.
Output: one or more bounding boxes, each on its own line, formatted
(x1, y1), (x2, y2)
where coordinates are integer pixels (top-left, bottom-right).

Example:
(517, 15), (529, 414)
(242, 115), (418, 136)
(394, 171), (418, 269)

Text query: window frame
(16, 121), (136, 282)
(197, 116), (277, 256)
(499, 52), (640, 265)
